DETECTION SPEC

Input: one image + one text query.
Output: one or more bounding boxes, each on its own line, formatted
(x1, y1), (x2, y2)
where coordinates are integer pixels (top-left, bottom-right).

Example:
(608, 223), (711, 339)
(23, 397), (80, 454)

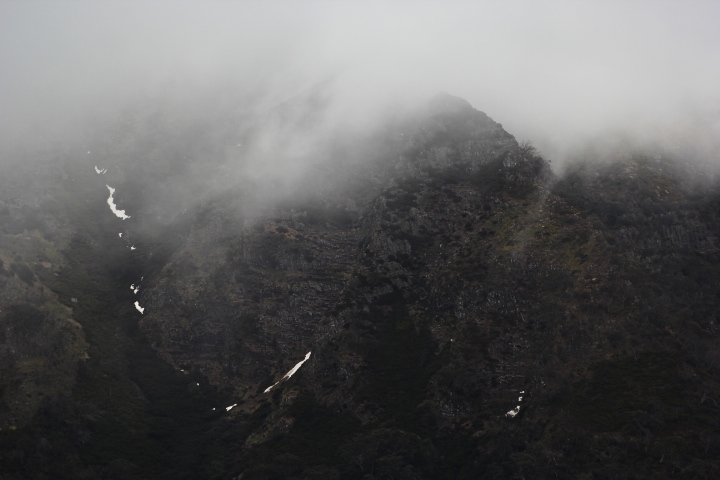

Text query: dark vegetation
(2, 96), (720, 479)
(10, 260), (35, 285)
(0, 192), (244, 479)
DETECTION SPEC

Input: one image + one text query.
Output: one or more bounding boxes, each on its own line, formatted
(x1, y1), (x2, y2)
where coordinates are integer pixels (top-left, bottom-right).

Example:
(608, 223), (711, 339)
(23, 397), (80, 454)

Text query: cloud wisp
(2, 1), (719, 170)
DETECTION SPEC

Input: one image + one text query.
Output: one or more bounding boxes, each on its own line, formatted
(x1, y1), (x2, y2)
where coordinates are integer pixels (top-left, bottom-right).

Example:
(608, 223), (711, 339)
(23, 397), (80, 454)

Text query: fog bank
(2, 1), (720, 168)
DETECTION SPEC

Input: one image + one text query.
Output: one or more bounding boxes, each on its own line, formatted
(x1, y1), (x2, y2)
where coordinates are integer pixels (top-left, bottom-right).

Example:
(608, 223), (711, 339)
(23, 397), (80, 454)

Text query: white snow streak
(264, 351), (312, 393)
(106, 185), (130, 220)
(263, 383), (278, 394)
(505, 390), (526, 418)
(225, 404), (237, 411)
(94, 166), (107, 174)
(134, 301), (144, 314)
(282, 351), (312, 381)
(505, 406), (520, 418)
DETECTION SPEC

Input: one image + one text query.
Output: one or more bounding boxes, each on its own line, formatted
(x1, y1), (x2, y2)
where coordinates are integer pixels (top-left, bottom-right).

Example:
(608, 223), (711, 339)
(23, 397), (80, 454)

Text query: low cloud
(2, 1), (719, 169)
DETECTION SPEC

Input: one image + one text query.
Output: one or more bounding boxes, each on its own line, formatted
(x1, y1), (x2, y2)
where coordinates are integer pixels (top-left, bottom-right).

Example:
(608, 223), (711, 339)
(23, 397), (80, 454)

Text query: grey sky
(2, 1), (719, 166)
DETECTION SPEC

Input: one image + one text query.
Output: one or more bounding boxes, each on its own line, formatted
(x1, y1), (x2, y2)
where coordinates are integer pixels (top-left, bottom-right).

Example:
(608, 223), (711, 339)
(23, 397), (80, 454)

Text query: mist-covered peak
(426, 92), (474, 115)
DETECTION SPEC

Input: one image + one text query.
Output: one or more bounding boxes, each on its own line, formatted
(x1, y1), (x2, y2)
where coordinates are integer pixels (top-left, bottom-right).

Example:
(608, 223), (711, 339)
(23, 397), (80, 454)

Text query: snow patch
(264, 351), (312, 393)
(225, 404), (237, 411)
(94, 166), (107, 174)
(106, 185), (130, 220)
(282, 351), (312, 381)
(134, 301), (144, 314)
(130, 246), (136, 250)
(505, 390), (526, 418)
(130, 284), (139, 294)
(263, 383), (278, 394)
(118, 233), (122, 237)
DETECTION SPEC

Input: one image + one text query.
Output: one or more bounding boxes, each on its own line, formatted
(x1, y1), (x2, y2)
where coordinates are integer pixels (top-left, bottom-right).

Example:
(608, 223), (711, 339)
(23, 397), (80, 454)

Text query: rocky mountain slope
(1, 94), (719, 479)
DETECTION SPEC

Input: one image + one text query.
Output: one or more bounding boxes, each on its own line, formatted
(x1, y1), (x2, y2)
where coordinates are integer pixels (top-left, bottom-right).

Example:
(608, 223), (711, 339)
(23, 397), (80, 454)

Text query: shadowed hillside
(1, 95), (719, 479)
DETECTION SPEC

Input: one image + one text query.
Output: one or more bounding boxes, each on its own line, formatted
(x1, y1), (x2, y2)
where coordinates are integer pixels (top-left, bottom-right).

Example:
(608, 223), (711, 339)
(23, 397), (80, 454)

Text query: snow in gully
(97, 168), (144, 314)
(505, 391), (525, 418)
(105, 185), (130, 220)
(264, 352), (312, 393)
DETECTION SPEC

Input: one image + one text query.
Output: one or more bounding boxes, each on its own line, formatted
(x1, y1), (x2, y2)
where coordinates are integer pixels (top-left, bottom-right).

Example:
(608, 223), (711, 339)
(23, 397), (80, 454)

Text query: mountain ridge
(1, 94), (719, 478)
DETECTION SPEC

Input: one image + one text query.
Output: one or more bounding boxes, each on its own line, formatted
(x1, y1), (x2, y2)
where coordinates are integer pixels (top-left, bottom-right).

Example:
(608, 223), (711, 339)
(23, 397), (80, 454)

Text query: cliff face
(1, 95), (719, 478)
